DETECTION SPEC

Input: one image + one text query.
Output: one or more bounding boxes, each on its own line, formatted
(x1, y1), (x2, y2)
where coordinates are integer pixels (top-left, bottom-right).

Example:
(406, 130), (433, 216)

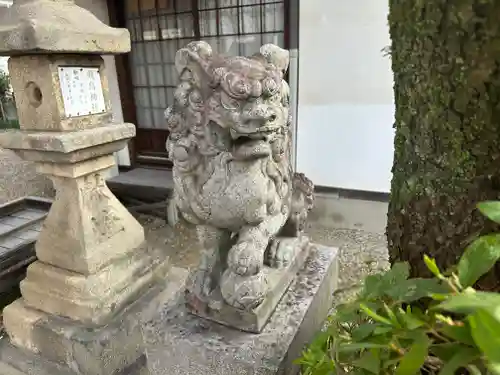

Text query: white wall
(297, 0), (395, 193)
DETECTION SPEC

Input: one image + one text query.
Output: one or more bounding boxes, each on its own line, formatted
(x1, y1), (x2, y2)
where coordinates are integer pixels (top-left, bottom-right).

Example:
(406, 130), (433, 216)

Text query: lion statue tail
(281, 172), (315, 237)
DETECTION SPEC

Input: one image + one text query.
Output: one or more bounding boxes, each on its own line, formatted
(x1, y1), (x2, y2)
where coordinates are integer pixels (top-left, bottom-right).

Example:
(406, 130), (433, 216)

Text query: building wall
(297, 0), (395, 193)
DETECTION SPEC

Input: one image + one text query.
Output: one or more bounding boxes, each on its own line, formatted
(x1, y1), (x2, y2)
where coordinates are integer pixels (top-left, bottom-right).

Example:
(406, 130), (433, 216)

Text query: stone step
(107, 167), (174, 202)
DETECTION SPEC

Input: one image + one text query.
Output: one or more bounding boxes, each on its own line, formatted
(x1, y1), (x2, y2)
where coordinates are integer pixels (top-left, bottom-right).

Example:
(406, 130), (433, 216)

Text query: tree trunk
(387, 0), (500, 290)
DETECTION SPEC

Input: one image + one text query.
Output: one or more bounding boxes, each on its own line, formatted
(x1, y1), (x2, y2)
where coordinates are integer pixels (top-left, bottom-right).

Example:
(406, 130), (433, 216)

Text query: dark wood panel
(136, 128), (170, 154)
(136, 128), (172, 166)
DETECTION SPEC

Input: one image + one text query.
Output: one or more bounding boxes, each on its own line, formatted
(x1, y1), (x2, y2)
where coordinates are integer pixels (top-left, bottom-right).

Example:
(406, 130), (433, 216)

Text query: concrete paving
(310, 192), (388, 233)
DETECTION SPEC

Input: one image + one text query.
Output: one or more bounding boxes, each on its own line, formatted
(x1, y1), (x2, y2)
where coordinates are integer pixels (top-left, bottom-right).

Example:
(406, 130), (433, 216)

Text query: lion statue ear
(259, 44), (290, 75)
(175, 41), (214, 85)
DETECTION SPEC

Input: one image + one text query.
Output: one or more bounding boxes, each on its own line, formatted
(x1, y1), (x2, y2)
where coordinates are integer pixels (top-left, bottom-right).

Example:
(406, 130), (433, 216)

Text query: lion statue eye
(222, 99), (240, 110)
(222, 72), (251, 100)
(221, 93), (240, 110)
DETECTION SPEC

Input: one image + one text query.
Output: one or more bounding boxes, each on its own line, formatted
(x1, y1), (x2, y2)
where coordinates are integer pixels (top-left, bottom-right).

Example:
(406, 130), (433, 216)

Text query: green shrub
(0, 70), (9, 103)
(0, 119), (19, 130)
(297, 201), (500, 375)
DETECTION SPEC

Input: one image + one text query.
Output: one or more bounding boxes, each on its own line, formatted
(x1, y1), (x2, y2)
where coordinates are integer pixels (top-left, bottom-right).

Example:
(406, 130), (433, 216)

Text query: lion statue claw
(166, 41), (314, 311)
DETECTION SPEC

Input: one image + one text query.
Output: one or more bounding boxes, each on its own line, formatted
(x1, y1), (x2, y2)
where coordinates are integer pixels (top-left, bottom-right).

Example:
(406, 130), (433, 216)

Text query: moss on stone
(387, 0), (500, 290)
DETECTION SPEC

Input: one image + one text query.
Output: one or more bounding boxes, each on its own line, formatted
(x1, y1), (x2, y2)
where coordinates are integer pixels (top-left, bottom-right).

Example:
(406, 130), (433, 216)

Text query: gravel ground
(135, 212), (390, 310)
(307, 223), (389, 312)
(0, 148), (54, 205)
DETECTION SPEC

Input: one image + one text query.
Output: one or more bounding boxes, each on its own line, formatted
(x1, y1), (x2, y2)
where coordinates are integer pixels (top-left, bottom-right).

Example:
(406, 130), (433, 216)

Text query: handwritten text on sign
(58, 67), (106, 118)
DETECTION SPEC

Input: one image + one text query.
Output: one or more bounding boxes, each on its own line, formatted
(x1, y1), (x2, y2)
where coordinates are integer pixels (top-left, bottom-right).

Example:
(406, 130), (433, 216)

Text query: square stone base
(0, 268), (189, 375)
(186, 236), (312, 333)
(141, 245), (339, 375)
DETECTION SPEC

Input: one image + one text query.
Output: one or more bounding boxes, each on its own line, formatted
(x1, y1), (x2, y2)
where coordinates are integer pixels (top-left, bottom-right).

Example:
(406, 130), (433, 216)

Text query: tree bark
(387, 0), (500, 290)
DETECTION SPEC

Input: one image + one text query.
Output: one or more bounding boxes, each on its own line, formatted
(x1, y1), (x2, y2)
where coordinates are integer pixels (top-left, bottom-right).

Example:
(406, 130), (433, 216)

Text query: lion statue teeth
(165, 41), (314, 312)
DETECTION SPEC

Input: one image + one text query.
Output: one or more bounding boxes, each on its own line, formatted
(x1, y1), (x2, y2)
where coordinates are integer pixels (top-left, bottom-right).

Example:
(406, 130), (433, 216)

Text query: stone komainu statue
(165, 41), (314, 317)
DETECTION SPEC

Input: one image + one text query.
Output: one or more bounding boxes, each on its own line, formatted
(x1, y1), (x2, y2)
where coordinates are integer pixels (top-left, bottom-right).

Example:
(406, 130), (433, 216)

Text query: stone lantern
(0, 1), (186, 374)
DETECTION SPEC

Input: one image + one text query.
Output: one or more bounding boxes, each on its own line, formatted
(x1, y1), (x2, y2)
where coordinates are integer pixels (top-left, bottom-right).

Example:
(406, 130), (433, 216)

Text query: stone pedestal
(0, 1), (183, 374)
(186, 236), (315, 333)
(0, 268), (189, 375)
(142, 245), (339, 375)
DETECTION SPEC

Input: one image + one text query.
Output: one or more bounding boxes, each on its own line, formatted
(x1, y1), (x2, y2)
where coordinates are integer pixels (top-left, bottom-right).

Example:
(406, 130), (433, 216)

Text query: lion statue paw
(227, 240), (265, 276)
(219, 269), (269, 311)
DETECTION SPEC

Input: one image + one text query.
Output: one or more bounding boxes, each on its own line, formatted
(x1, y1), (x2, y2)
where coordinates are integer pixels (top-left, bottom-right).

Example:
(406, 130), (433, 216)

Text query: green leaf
(360, 263), (447, 303)
(439, 323), (475, 346)
(397, 328), (432, 342)
(296, 343), (336, 375)
(383, 303), (401, 327)
(469, 310), (500, 365)
(351, 324), (377, 341)
(477, 201), (500, 224)
(352, 350), (381, 374)
(396, 308), (425, 330)
(436, 292), (500, 314)
(337, 343), (389, 352)
(336, 303), (362, 323)
(352, 370), (373, 375)
(488, 362), (500, 375)
(297, 353), (335, 375)
(373, 326), (394, 335)
(380, 263), (411, 292)
(457, 234), (500, 288)
(407, 306), (427, 320)
(360, 304), (393, 326)
(424, 255), (443, 278)
(430, 293), (449, 301)
(382, 262), (410, 284)
(361, 274), (384, 299)
(466, 365), (483, 375)
(430, 343), (467, 362)
(382, 358), (402, 370)
(361, 264), (410, 299)
(438, 347), (479, 375)
(395, 333), (430, 375)
(386, 278), (449, 303)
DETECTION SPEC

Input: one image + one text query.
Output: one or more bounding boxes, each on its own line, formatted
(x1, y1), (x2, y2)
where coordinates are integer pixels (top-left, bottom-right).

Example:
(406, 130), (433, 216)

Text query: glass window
(125, 0), (285, 129)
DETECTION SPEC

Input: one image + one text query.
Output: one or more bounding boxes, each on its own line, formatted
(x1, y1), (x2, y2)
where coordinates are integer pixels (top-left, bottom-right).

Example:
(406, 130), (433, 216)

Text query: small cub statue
(165, 41), (314, 332)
